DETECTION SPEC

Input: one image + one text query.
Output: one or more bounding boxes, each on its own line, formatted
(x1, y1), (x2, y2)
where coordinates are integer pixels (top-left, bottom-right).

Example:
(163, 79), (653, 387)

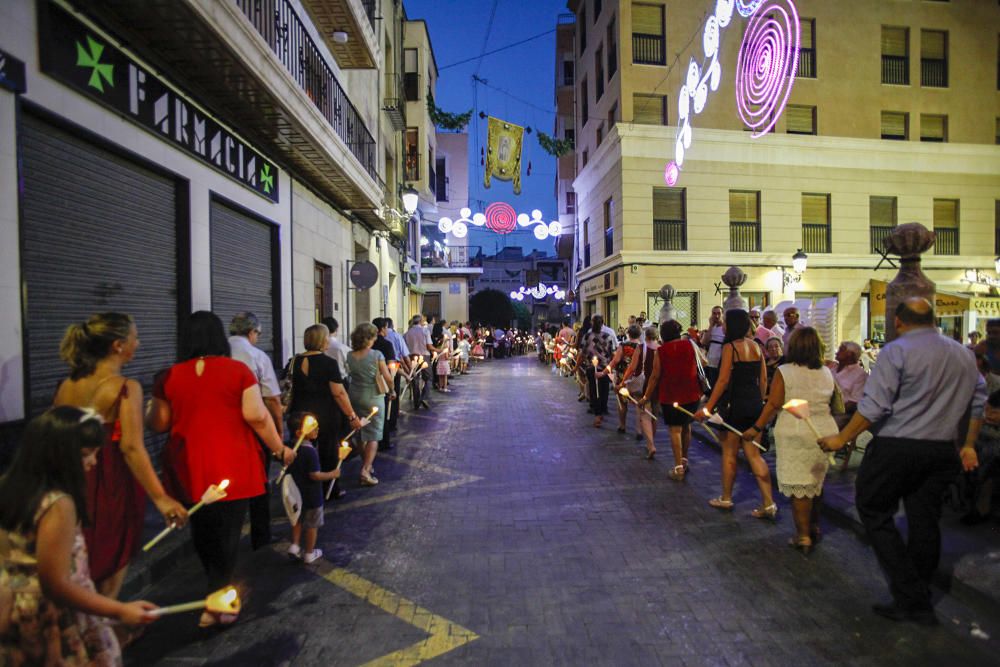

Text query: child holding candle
(0, 407), (160, 664)
(286, 413), (340, 564)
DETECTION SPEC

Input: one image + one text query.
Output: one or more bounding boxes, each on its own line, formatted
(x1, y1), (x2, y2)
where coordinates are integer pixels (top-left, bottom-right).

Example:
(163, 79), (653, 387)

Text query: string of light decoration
(510, 283), (566, 301)
(437, 203), (562, 240)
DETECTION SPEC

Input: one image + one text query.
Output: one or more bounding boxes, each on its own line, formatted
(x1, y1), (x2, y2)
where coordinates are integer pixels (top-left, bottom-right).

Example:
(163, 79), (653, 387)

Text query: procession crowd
(546, 298), (998, 627)
(0, 308), (528, 664)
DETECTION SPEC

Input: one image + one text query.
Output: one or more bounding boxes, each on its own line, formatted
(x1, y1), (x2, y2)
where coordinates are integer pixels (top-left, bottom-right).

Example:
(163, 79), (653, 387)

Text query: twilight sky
(405, 0), (571, 256)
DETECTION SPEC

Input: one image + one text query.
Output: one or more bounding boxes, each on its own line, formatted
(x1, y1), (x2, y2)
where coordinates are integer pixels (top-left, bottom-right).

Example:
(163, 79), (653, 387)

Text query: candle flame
(370, 406), (379, 415)
(783, 399), (807, 409)
(672, 402), (679, 407)
(591, 356), (598, 366)
(302, 415), (318, 433)
(219, 479), (230, 491)
(618, 387), (630, 396)
(205, 586), (241, 613)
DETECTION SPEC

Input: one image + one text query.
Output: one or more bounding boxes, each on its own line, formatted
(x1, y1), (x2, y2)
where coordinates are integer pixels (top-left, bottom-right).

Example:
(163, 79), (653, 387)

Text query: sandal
(668, 465), (685, 481)
(708, 497), (734, 510)
(593, 416), (603, 428)
(646, 449), (656, 460)
(681, 457), (689, 473)
(751, 503), (778, 520)
(787, 536), (813, 555)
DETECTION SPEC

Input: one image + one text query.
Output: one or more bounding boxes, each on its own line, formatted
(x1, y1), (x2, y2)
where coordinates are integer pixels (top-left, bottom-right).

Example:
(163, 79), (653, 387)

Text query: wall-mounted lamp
(994, 256), (1000, 275)
(401, 185), (419, 216)
(781, 248), (808, 291)
(331, 31), (349, 44)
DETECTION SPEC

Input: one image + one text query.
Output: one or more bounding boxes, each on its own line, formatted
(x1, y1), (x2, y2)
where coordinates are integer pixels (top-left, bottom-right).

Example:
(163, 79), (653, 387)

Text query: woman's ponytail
(59, 313), (134, 379)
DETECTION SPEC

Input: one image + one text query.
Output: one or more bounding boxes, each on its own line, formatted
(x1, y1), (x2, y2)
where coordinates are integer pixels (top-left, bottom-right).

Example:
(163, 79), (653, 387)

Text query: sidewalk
(694, 424), (1000, 619)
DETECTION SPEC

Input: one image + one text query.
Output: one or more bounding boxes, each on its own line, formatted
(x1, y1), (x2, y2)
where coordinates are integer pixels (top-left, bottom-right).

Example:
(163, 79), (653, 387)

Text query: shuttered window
(730, 191), (759, 223)
(653, 188), (686, 251)
(632, 4), (664, 36)
(653, 187), (684, 220)
(934, 198), (959, 255)
(633, 93), (667, 124)
(881, 111), (908, 140)
(920, 114), (947, 142)
(882, 26), (907, 57)
(921, 30), (946, 59)
(802, 193), (830, 253)
(798, 18), (816, 77)
(870, 197), (897, 227)
(786, 105), (816, 134)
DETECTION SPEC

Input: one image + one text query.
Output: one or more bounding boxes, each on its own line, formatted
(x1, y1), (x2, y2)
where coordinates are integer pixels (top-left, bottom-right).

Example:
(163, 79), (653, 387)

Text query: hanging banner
(484, 116), (524, 195)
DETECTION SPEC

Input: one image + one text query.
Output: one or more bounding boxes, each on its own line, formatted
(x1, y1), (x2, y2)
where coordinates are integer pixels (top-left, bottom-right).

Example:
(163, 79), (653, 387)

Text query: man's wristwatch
(749, 424), (762, 433)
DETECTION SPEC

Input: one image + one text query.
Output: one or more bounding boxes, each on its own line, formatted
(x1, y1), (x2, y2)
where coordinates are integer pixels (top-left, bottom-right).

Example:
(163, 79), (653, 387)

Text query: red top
(154, 357), (265, 503)
(657, 339), (703, 406)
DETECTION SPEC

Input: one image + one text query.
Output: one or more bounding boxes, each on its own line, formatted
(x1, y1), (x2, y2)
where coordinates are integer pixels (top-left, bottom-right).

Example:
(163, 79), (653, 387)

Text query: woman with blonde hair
(53, 312), (187, 598)
(347, 323), (395, 486)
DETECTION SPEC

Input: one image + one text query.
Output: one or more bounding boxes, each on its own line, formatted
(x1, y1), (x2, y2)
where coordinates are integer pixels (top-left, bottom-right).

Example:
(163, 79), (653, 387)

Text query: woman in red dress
(147, 311), (294, 627)
(54, 312), (188, 599)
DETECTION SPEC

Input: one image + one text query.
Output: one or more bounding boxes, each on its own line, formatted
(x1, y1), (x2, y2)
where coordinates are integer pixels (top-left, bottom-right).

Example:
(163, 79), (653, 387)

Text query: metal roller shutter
(210, 199), (276, 362)
(20, 113), (178, 417)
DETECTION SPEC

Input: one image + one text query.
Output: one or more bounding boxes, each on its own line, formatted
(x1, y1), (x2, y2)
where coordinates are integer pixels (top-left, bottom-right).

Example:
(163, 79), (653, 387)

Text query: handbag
(690, 339), (711, 394)
(279, 354), (299, 410)
(830, 381), (846, 416)
(375, 352), (390, 395)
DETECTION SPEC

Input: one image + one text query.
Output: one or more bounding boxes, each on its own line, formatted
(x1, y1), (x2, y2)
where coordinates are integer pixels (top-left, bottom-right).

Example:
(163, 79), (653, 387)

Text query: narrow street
(127, 357), (999, 666)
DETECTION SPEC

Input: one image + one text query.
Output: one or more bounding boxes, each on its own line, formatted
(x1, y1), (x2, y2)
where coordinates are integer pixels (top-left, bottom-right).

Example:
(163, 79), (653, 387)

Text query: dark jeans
(411, 356), (432, 408)
(387, 373), (401, 433)
(189, 498), (250, 593)
(379, 390), (393, 449)
(855, 436), (959, 610)
(248, 452), (271, 550)
(587, 369), (611, 416)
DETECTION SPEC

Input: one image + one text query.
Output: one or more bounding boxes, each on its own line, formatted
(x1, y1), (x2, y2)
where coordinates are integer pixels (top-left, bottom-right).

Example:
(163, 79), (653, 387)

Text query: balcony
(934, 227), (958, 255)
(797, 49), (816, 78)
(802, 224), (830, 253)
(298, 0), (379, 69)
(383, 72), (406, 132)
(653, 220), (686, 251)
(632, 34), (665, 65)
(729, 222), (761, 253)
(77, 0), (384, 225)
(421, 245), (484, 270)
(881, 55), (909, 85)
(870, 225), (894, 254)
(921, 58), (948, 87)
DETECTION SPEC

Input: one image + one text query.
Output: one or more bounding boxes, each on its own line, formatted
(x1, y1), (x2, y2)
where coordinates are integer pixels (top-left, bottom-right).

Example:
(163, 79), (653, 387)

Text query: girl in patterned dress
(0, 407), (159, 665)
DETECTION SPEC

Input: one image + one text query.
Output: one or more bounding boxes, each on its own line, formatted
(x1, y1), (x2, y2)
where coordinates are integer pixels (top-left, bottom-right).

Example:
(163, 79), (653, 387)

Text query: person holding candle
(0, 406), (160, 664)
(53, 312), (187, 599)
(285, 412), (339, 564)
(289, 324), (363, 500)
(147, 311), (296, 628)
(347, 323), (394, 486)
(607, 324), (642, 434)
(743, 327), (837, 553)
(583, 315), (616, 428)
(621, 325), (660, 459)
(639, 320), (702, 480)
(372, 318), (398, 452)
(695, 310), (775, 518)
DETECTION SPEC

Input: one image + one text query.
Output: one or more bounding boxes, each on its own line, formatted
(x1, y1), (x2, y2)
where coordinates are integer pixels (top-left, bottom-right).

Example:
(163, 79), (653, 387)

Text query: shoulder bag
(690, 339), (712, 394)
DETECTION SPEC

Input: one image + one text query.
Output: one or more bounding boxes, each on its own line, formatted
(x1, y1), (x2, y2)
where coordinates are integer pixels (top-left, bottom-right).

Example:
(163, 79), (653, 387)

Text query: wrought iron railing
(934, 227), (958, 255)
(802, 223), (830, 253)
(870, 225), (894, 254)
(234, 0), (377, 181)
(653, 220), (686, 251)
(881, 55), (909, 85)
(798, 49), (816, 78)
(921, 58), (947, 87)
(632, 33), (665, 65)
(729, 221), (761, 253)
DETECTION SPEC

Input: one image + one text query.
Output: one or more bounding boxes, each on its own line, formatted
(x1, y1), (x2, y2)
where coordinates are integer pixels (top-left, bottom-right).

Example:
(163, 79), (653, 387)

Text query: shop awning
(869, 280), (968, 317)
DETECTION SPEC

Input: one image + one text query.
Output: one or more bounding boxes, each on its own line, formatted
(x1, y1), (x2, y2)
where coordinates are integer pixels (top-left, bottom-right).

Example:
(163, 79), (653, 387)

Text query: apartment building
(0, 0), (420, 424)
(566, 0), (1000, 346)
(554, 13), (578, 266)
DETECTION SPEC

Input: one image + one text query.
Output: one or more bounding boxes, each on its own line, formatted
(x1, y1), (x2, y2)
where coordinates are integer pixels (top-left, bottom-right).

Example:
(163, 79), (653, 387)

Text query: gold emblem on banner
(484, 116), (524, 194)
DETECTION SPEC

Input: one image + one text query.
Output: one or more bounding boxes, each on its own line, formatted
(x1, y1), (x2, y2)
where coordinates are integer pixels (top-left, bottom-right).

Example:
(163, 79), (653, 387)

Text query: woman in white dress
(742, 327), (838, 554)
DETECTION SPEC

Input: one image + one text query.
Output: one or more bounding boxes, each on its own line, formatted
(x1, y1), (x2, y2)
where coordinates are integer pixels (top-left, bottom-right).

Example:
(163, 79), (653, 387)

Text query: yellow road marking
(310, 558), (479, 666)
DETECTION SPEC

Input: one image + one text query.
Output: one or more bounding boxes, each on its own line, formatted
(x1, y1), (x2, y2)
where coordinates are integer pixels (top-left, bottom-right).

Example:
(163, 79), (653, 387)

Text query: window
(607, 16), (618, 78)
(435, 156), (448, 201)
(596, 125), (603, 146)
(583, 217), (591, 266)
(921, 29), (948, 87)
(920, 114), (947, 142)
(996, 117), (1000, 145)
(653, 187), (686, 250)
(566, 191), (576, 215)
(881, 111), (908, 140)
(729, 190), (761, 252)
(742, 292), (770, 311)
(423, 292), (442, 321)
(881, 26), (909, 85)
(995, 200), (1000, 256)
(604, 198), (614, 257)
(647, 290), (698, 327)
(801, 193), (830, 253)
(933, 199), (959, 255)
(632, 3), (665, 65)
(579, 6), (587, 52)
(405, 128), (419, 180)
(314, 262), (333, 322)
(562, 60), (574, 86)
(404, 48), (420, 100)
(582, 149), (589, 169)
(633, 93), (667, 124)
(427, 147), (435, 198)
(608, 102), (618, 131)
(565, 128), (575, 147)
(869, 196), (897, 254)
(798, 18), (816, 78)
(595, 46), (605, 99)
(581, 79), (589, 124)
(786, 105), (816, 135)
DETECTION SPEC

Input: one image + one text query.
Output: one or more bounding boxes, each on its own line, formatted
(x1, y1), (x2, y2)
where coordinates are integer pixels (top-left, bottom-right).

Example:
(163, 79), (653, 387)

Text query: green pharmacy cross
(260, 164), (274, 194)
(76, 35), (113, 93)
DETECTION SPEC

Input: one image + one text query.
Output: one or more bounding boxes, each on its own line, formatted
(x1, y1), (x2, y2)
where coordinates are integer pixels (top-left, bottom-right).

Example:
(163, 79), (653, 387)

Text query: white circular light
(472, 213), (486, 226)
(548, 221), (562, 236)
(438, 217), (453, 233)
(453, 222), (468, 238)
(533, 225), (548, 240)
(686, 61), (700, 92)
(517, 213), (530, 226)
(510, 291), (518, 299)
(531, 209), (543, 221)
(460, 207), (472, 218)
(420, 236), (429, 246)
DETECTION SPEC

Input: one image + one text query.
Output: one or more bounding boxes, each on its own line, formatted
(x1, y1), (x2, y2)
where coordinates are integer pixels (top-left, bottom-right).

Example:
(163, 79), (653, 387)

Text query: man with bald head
(781, 306), (803, 348)
(820, 298), (985, 625)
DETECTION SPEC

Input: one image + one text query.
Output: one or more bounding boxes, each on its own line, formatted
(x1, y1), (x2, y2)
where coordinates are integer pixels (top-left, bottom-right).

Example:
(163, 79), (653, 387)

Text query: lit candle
(150, 586), (241, 617)
(782, 399), (823, 439)
(705, 411), (765, 452)
(275, 414), (319, 485)
(143, 479), (230, 552)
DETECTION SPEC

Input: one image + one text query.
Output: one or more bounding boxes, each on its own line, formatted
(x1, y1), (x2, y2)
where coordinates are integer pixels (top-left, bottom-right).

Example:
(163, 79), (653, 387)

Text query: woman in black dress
(289, 324), (362, 497)
(697, 309), (776, 518)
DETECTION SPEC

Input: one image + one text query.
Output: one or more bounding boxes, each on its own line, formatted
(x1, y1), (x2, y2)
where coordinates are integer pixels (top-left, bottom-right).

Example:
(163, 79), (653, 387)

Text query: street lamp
(782, 249), (808, 291)
(401, 185), (419, 216)
(792, 248), (808, 273)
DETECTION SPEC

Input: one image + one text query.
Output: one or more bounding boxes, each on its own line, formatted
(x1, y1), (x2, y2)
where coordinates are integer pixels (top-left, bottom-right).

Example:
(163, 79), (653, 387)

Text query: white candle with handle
(706, 411), (766, 452)
(618, 387), (656, 419)
(342, 405), (378, 442)
(782, 399), (823, 440)
(149, 586), (241, 617)
(143, 480), (230, 552)
(324, 441), (354, 500)
(275, 414), (318, 486)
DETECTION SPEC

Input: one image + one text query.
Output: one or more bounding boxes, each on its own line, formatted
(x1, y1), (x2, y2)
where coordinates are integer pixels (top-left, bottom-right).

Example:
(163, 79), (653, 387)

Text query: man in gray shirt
(820, 298), (985, 625)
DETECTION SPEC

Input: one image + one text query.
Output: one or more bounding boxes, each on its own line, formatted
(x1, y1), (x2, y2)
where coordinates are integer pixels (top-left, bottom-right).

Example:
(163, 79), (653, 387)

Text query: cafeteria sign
(37, 2), (279, 202)
(973, 298), (1000, 319)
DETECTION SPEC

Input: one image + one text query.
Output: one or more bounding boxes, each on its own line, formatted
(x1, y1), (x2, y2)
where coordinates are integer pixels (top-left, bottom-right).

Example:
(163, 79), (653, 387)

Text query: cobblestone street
(126, 357), (1000, 666)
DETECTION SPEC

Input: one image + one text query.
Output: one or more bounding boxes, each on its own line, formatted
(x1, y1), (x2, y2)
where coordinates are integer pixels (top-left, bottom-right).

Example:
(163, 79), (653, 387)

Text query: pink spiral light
(484, 202), (517, 234)
(735, 0), (800, 138)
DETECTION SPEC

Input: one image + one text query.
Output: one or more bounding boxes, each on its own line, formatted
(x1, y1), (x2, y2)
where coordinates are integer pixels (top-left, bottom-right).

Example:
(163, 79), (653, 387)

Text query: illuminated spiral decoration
(484, 202), (517, 235)
(735, 0), (800, 138)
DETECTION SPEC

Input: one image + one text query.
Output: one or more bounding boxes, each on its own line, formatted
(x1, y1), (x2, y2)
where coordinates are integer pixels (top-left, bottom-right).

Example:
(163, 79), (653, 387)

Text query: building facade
(0, 0), (425, 425)
(566, 0), (1000, 349)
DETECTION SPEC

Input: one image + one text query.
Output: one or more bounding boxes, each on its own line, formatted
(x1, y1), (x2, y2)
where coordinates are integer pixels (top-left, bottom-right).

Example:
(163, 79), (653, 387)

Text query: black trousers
(387, 373), (401, 433)
(189, 498), (250, 593)
(379, 390), (393, 449)
(855, 436), (959, 610)
(587, 369), (611, 416)
(248, 445), (271, 550)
